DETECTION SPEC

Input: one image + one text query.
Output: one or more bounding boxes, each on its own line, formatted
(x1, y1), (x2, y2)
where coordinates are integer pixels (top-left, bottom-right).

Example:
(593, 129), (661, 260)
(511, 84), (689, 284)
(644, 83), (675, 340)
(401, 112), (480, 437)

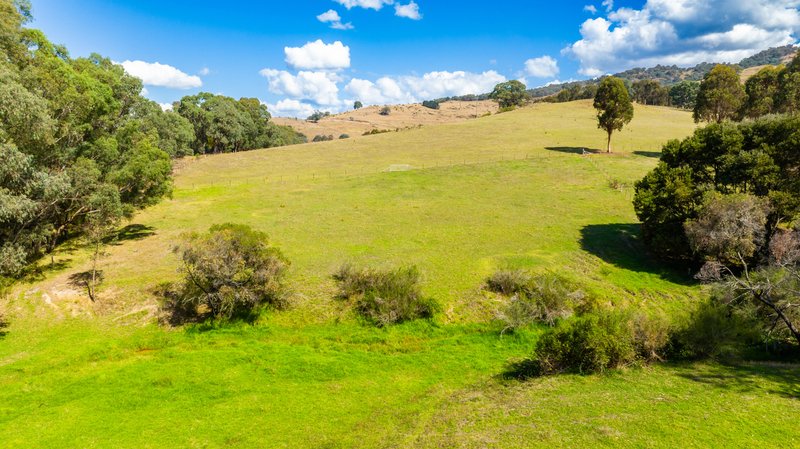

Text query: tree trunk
(606, 130), (612, 153)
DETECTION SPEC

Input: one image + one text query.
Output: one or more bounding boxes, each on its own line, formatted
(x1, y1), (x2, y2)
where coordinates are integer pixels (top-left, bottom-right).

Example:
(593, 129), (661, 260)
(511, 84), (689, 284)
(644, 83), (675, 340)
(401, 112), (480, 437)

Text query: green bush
(520, 310), (671, 376)
(487, 271), (589, 329)
(422, 100), (440, 110)
(669, 298), (761, 360)
(161, 224), (289, 324)
(332, 264), (439, 326)
(312, 135), (334, 142)
(379, 106), (391, 116)
(339, 134), (350, 139)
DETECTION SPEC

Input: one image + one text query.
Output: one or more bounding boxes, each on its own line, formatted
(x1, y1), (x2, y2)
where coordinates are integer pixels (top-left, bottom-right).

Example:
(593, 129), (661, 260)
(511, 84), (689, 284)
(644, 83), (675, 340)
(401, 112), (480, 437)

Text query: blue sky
(30, 0), (800, 117)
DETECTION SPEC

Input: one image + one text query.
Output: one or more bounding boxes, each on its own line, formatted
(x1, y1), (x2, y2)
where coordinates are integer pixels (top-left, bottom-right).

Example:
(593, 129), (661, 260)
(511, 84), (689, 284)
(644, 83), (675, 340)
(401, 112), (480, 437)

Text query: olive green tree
(593, 77), (634, 153)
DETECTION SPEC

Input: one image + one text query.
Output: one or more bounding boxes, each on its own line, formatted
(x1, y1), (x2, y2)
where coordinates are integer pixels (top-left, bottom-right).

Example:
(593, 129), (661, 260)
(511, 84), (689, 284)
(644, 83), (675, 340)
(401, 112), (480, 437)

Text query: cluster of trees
(0, 1), (174, 278)
(693, 54), (800, 123)
(0, 2), (302, 280)
(421, 100), (440, 110)
(175, 94), (304, 154)
(634, 115), (800, 347)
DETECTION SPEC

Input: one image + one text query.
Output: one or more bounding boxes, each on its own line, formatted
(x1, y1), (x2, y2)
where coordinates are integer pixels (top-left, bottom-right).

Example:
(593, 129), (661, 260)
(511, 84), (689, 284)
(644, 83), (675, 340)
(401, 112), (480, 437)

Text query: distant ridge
(527, 45), (798, 98)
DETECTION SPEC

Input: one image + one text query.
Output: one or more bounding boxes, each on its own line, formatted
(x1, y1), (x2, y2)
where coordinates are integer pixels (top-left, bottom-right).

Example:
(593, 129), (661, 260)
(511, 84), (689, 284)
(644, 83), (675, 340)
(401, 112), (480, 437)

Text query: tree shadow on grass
(545, 147), (603, 155)
(633, 150), (662, 158)
(579, 223), (695, 285)
(671, 361), (800, 399)
(107, 224), (156, 245)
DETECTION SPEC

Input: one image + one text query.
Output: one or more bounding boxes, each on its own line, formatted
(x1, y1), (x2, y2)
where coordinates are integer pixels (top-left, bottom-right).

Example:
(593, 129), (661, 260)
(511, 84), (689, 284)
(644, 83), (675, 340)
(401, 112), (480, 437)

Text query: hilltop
(528, 44), (798, 98)
(272, 100), (497, 139)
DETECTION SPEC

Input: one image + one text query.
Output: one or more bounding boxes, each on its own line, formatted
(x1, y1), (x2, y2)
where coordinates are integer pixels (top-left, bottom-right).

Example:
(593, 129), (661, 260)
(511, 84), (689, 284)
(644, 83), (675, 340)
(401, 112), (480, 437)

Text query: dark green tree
(742, 66), (782, 119)
(693, 65), (745, 123)
(669, 81), (700, 110)
(489, 80), (529, 108)
(353, 101), (363, 110)
(593, 77), (634, 153)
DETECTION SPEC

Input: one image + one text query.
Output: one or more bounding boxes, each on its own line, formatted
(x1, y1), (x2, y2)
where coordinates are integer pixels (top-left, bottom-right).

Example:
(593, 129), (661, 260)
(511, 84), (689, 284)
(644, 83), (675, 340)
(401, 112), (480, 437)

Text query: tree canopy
(593, 77), (634, 153)
(489, 80), (529, 108)
(693, 65), (745, 123)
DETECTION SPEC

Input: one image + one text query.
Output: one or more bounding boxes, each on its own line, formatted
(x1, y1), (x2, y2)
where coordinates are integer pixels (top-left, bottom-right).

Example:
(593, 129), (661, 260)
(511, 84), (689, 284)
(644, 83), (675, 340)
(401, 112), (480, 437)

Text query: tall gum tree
(593, 77), (633, 153)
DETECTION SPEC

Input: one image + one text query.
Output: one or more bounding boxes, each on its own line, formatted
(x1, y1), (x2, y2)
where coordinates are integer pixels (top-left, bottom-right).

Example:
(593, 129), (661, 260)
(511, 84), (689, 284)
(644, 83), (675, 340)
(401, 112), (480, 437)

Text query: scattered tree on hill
(163, 224), (289, 323)
(668, 81), (700, 110)
(353, 101), (363, 110)
(693, 65), (745, 123)
(489, 80), (529, 108)
(593, 77), (634, 153)
(379, 106), (391, 116)
(422, 100), (440, 110)
(631, 80), (669, 106)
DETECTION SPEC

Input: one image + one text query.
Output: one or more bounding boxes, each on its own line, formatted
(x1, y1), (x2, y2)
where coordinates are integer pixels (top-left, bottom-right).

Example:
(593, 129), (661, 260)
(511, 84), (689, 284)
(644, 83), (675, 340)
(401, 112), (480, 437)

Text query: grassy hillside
(17, 100), (697, 319)
(4, 100), (798, 448)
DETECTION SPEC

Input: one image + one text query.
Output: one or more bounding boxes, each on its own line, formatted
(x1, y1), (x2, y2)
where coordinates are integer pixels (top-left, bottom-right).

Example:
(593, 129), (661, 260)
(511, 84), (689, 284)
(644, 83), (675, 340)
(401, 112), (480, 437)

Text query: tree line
(0, 0), (302, 281)
(634, 53), (800, 350)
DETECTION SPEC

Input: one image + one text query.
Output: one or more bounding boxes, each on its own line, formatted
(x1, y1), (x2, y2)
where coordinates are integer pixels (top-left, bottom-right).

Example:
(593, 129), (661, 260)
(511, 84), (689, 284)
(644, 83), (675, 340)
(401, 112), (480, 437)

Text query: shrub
(487, 271), (589, 329)
(306, 110), (330, 122)
(497, 105), (516, 113)
(669, 297), (761, 360)
(486, 269), (531, 296)
(519, 310), (672, 376)
(379, 106), (391, 116)
(362, 129), (392, 136)
(422, 100), (440, 110)
(161, 223), (289, 323)
(312, 135), (334, 142)
(332, 264), (439, 326)
(339, 134), (350, 139)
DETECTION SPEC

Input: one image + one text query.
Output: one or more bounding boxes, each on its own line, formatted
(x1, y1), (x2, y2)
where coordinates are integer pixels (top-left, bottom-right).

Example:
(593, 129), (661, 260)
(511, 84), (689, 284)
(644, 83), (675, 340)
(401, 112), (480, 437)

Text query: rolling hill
(3, 101), (799, 448)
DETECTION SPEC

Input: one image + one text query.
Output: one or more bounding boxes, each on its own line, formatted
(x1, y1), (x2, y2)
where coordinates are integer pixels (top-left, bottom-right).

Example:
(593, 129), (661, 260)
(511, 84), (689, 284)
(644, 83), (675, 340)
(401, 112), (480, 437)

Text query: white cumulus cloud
(334, 0), (393, 10)
(317, 9), (354, 30)
(120, 60), (202, 89)
(395, 2), (422, 20)
(564, 0), (800, 76)
(260, 69), (342, 106)
(345, 70), (505, 105)
(584, 5), (598, 14)
(284, 40), (351, 70)
(266, 99), (319, 118)
(524, 56), (560, 78)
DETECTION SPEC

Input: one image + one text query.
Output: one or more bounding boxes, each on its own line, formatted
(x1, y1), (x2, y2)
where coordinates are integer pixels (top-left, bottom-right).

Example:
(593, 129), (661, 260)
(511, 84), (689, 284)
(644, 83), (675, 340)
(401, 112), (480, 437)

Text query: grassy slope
(3, 100), (798, 448)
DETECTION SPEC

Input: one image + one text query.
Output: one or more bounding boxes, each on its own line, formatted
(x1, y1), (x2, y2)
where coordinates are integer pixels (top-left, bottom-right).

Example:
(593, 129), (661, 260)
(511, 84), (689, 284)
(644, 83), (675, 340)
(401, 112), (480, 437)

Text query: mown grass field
(3, 100), (798, 448)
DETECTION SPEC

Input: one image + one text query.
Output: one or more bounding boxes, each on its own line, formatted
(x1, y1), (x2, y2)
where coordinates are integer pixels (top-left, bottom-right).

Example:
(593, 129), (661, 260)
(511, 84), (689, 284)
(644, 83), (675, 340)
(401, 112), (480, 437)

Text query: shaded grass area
(0, 318), (797, 448)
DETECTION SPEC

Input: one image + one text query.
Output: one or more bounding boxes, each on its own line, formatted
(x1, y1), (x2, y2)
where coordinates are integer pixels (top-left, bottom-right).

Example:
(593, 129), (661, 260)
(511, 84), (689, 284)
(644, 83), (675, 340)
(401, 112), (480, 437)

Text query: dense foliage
(489, 80), (529, 108)
(518, 310), (670, 376)
(162, 224), (289, 322)
(693, 65), (745, 123)
(668, 81), (700, 110)
(333, 264), (439, 326)
(0, 1), (174, 277)
(633, 115), (800, 262)
(421, 100), (440, 110)
(175, 94), (304, 154)
(631, 80), (669, 106)
(0, 2), (303, 278)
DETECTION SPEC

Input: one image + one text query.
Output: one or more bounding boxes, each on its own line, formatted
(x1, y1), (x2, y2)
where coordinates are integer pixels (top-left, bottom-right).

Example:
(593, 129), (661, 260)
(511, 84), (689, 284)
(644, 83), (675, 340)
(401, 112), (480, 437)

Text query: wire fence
(182, 148), (657, 197)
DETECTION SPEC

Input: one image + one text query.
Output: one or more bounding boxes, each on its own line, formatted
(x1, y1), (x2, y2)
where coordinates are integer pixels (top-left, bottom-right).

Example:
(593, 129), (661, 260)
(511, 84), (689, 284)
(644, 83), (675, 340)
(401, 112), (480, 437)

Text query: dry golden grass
(272, 100), (498, 138)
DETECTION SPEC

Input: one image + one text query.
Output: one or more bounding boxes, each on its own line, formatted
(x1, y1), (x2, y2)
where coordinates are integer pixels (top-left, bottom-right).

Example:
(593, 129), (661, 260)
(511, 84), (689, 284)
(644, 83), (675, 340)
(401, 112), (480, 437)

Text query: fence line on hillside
(181, 148), (657, 196)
